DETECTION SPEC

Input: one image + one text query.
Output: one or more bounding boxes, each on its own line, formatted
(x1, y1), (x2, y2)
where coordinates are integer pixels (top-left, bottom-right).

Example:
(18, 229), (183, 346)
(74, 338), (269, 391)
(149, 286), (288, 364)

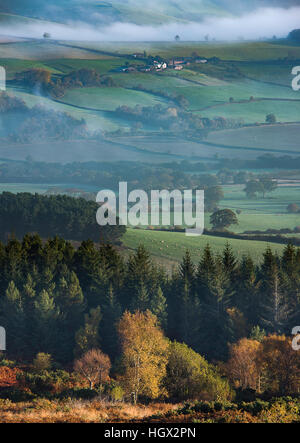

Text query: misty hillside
(1, 0), (300, 25)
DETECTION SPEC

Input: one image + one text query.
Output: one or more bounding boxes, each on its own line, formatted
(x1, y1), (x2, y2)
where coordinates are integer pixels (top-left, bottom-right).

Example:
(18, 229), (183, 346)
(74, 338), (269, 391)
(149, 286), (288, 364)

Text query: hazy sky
(1, 6), (300, 41)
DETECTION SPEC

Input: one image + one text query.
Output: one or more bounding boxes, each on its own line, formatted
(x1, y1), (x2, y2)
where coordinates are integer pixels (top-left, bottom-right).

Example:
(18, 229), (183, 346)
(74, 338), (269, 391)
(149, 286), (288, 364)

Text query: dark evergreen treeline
(1, 234), (299, 365)
(0, 192), (125, 244)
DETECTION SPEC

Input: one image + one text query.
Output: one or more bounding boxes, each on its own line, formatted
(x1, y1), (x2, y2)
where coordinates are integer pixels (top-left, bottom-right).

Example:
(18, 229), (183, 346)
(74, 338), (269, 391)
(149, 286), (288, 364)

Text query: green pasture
(200, 99), (300, 124)
(181, 78), (298, 111)
(217, 184), (300, 232)
(237, 62), (295, 87)
(7, 86), (126, 131)
(123, 227), (286, 266)
(57, 87), (169, 111)
(207, 124), (300, 152)
(70, 41), (300, 61)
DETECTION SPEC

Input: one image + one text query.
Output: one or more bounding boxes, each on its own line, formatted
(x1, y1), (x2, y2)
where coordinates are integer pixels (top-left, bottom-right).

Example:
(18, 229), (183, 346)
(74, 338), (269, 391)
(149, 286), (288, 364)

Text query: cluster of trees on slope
(0, 235), (300, 400)
(0, 193), (125, 244)
(0, 92), (88, 142)
(244, 176), (277, 199)
(14, 68), (116, 99)
(115, 104), (244, 134)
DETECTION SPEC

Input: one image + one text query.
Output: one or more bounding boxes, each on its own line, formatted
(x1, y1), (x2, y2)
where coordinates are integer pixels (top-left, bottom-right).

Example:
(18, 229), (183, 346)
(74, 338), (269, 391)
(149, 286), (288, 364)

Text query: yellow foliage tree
(118, 310), (169, 404)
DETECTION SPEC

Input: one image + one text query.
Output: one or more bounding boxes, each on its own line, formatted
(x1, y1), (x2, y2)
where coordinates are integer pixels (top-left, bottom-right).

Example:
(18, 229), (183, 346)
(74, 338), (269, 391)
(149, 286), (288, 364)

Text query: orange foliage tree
(258, 335), (300, 395)
(0, 366), (20, 388)
(74, 349), (111, 390)
(225, 338), (262, 391)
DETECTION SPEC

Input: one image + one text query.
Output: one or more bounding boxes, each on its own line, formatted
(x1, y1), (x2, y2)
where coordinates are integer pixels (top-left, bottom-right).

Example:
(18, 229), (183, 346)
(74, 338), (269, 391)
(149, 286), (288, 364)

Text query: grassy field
(207, 124), (300, 152)
(237, 62), (295, 87)
(123, 227), (286, 266)
(184, 79), (298, 111)
(108, 131), (298, 160)
(58, 86), (169, 111)
(1, 37), (299, 136)
(200, 100), (300, 124)
(218, 184), (300, 232)
(7, 86), (127, 132)
(69, 40), (300, 61)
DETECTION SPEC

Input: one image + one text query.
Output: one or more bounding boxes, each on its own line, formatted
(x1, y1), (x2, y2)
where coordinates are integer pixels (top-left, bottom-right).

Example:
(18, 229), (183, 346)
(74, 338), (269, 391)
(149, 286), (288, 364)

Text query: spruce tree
(101, 285), (122, 358)
(150, 286), (168, 330)
(259, 248), (292, 334)
(0, 281), (26, 357)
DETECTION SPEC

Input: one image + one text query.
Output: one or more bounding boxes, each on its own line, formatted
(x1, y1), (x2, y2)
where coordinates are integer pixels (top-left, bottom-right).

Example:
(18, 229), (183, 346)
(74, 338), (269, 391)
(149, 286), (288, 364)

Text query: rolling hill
(1, 0), (300, 26)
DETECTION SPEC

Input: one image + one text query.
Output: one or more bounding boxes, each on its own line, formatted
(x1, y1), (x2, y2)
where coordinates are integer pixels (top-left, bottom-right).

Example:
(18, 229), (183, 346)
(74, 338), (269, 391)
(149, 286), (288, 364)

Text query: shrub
(59, 388), (98, 400)
(110, 385), (125, 402)
(33, 353), (52, 372)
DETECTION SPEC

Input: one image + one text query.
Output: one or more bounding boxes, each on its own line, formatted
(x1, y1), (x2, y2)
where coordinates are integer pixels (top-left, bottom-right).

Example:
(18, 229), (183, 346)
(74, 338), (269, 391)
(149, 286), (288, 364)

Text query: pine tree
(179, 250), (195, 290)
(3, 239), (23, 290)
(259, 248), (292, 334)
(249, 325), (266, 342)
(0, 281), (26, 357)
(150, 286), (168, 330)
(179, 281), (200, 348)
(196, 244), (216, 302)
(55, 271), (85, 361)
(235, 255), (261, 326)
(74, 240), (108, 308)
(223, 242), (237, 279)
(31, 289), (60, 357)
(197, 251), (234, 360)
(132, 282), (150, 312)
(23, 273), (36, 299)
(101, 285), (122, 358)
(122, 246), (152, 309)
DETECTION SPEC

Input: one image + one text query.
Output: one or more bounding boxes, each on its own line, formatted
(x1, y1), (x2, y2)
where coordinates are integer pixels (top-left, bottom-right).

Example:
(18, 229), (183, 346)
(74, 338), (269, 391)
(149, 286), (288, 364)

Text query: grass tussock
(0, 399), (178, 423)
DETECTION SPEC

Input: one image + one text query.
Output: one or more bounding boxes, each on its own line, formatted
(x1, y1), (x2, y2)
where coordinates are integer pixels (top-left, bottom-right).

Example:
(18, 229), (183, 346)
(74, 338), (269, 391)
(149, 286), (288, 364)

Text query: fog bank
(1, 7), (299, 41)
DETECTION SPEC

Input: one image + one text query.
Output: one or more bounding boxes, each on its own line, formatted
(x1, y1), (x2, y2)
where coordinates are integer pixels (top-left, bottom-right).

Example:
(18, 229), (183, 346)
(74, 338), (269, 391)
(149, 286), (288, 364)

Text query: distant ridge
(1, 0), (300, 26)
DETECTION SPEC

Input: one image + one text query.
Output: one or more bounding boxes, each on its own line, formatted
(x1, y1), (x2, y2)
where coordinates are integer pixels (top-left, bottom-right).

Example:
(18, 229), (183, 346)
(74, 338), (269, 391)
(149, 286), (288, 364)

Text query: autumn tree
(258, 335), (300, 395)
(118, 310), (169, 404)
(74, 348), (111, 390)
(165, 341), (232, 401)
(0, 366), (20, 388)
(33, 353), (52, 372)
(225, 338), (262, 391)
